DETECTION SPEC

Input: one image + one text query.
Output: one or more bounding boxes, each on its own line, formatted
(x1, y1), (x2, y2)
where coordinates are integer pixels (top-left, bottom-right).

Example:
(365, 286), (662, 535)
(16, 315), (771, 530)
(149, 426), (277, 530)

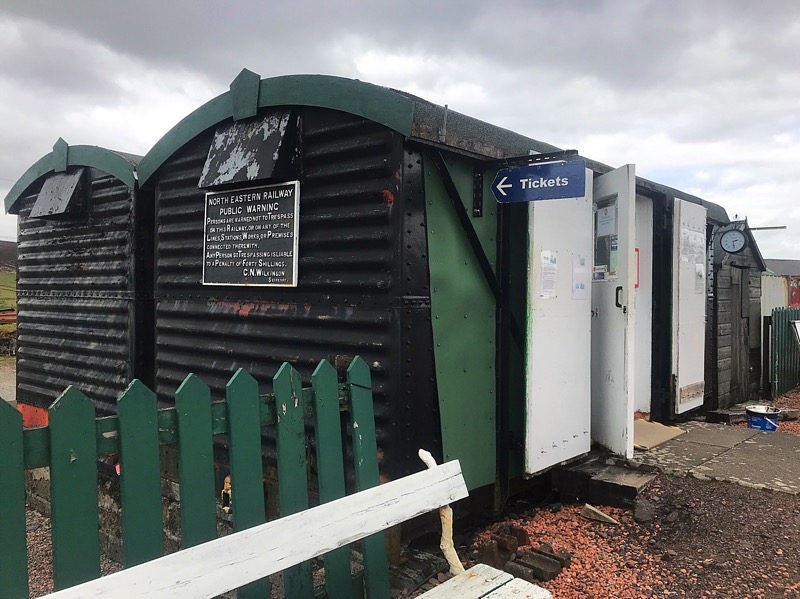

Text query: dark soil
(447, 475), (800, 598)
(642, 475), (800, 597)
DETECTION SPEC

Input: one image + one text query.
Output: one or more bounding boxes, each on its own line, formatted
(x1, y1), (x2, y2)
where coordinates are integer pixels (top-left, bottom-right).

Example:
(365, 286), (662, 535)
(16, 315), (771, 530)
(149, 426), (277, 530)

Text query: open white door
(672, 199), (708, 413)
(590, 165), (636, 458)
(525, 170), (593, 475)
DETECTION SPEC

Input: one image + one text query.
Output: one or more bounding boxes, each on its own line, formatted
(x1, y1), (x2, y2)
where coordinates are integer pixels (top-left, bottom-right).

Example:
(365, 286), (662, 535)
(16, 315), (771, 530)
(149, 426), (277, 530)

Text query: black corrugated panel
(16, 170), (138, 413)
(153, 108), (441, 478)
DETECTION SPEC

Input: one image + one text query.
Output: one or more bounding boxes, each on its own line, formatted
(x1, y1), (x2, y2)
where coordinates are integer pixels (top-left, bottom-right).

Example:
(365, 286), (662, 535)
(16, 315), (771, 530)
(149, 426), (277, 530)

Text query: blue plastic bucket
(745, 405), (781, 432)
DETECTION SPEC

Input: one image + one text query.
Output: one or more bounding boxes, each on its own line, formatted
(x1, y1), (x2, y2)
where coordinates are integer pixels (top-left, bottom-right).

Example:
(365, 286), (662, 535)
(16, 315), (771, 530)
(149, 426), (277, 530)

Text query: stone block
(514, 550), (562, 581)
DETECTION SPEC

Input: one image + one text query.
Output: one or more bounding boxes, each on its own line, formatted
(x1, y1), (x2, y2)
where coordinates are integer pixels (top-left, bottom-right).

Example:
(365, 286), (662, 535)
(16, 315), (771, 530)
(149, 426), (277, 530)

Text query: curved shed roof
(136, 70), (728, 224)
(7, 72), (728, 225)
(136, 70), (563, 187)
(4, 139), (140, 213)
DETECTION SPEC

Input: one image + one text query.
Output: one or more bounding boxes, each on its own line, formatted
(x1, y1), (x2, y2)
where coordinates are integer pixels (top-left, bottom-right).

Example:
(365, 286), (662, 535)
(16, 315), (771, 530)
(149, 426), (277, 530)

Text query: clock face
(720, 229), (747, 254)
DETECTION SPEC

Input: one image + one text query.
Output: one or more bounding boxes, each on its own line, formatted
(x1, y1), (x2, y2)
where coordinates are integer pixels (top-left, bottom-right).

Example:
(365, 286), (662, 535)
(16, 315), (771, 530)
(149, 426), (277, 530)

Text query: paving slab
(677, 425), (758, 448)
(631, 438), (726, 473)
(690, 431), (800, 494)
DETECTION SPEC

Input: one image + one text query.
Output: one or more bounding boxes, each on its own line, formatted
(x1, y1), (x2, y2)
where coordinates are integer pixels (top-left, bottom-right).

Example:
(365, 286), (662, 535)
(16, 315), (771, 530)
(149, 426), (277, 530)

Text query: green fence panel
(0, 400), (28, 599)
(175, 374), (217, 548)
(274, 363), (314, 599)
(771, 307), (800, 397)
(347, 357), (390, 599)
(312, 360), (353, 599)
(225, 369), (270, 599)
(117, 380), (164, 567)
(48, 387), (101, 590)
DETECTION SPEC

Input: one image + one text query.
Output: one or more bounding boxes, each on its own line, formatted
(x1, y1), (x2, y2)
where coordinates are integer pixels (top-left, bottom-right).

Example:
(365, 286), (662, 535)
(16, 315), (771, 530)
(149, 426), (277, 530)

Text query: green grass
(0, 271), (15, 311)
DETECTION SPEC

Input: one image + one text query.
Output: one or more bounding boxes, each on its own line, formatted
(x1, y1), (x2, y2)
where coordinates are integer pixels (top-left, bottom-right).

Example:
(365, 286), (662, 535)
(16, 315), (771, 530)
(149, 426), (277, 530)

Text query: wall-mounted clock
(720, 229), (747, 254)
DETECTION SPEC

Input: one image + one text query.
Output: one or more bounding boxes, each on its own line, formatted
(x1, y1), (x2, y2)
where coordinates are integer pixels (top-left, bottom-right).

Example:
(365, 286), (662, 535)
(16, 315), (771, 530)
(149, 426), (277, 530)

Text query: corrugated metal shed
(5, 141), (149, 416)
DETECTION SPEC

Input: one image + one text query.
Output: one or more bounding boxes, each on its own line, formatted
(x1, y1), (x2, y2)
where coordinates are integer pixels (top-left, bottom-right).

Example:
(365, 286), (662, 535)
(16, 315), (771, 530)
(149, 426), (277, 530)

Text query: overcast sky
(1, 1), (798, 257)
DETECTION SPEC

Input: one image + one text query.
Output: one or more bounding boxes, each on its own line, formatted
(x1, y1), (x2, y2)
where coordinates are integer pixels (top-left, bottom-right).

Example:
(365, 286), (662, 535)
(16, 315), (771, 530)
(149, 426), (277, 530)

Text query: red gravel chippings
(457, 474), (800, 598)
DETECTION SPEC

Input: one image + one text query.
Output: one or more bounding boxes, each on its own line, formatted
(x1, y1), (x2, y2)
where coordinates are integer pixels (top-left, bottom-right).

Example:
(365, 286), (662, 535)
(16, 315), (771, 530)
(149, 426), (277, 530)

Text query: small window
(30, 168), (86, 218)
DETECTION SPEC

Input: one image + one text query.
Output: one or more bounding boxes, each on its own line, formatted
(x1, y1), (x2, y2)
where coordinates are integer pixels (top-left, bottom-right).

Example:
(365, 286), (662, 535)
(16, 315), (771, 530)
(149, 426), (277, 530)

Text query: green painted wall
(423, 153), (497, 490)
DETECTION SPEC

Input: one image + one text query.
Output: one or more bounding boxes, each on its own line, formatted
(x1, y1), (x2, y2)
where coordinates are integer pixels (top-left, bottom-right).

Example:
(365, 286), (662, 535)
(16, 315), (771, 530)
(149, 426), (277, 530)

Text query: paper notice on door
(572, 255), (589, 300)
(596, 205), (617, 237)
(695, 263), (705, 294)
(540, 250), (557, 299)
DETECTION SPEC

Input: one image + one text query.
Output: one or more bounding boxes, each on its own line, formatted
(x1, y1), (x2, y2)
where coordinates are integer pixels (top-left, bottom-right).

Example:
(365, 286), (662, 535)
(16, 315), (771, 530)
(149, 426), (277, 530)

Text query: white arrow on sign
(495, 176), (513, 197)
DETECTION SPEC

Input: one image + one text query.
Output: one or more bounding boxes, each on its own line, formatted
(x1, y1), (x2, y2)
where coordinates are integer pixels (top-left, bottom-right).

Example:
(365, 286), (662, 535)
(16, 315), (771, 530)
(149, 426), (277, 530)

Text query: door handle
(615, 286), (628, 314)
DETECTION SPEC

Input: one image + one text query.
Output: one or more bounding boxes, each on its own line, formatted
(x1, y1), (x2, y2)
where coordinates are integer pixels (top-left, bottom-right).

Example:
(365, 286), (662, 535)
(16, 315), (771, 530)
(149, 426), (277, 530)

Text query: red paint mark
(18, 403), (48, 428)
(382, 189), (395, 207)
(217, 301), (261, 317)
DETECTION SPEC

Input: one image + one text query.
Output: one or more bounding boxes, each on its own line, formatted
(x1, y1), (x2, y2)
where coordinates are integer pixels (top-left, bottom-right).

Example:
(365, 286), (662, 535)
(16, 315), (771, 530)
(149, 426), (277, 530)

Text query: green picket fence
(0, 357), (389, 599)
(771, 307), (800, 398)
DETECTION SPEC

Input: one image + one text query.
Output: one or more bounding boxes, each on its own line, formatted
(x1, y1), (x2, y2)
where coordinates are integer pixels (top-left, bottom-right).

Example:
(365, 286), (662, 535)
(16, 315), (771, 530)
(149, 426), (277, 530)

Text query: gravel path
(421, 474), (800, 598)
(27, 508), (121, 597)
(0, 355), (16, 402)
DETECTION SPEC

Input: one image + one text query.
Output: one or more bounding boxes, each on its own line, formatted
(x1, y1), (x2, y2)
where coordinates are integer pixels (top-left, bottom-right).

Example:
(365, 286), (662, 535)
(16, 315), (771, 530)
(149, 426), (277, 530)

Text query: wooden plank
(274, 363), (314, 598)
(0, 399), (29, 599)
(311, 360), (352, 599)
(482, 577), (552, 599)
(117, 380), (164, 567)
(225, 369), (270, 599)
(48, 387), (101, 589)
(416, 564), (513, 599)
(174, 374), (217, 548)
(40, 461), (467, 599)
(347, 356), (390, 599)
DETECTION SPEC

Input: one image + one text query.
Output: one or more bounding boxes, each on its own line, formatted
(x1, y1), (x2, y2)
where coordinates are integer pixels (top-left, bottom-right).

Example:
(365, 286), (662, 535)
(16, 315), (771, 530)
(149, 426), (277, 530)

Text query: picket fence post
(0, 398), (28, 598)
(4, 357), (387, 599)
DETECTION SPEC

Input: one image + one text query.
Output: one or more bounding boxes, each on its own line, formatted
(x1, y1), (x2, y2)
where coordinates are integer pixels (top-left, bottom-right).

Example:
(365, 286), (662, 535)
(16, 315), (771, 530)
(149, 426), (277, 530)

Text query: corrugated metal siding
(16, 170), (137, 414)
(153, 108), (439, 477)
(771, 306), (800, 397)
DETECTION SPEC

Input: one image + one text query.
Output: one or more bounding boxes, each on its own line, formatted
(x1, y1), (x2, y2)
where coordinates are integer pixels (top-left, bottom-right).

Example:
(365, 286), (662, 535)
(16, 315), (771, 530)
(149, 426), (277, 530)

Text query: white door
(590, 165), (636, 458)
(524, 170), (593, 475)
(672, 199), (708, 413)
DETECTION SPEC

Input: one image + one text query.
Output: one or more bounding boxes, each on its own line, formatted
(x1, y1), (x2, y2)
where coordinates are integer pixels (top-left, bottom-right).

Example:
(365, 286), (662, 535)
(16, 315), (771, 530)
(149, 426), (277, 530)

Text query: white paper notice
(572, 255), (589, 300)
(540, 250), (558, 299)
(596, 205), (617, 237)
(695, 263), (705, 294)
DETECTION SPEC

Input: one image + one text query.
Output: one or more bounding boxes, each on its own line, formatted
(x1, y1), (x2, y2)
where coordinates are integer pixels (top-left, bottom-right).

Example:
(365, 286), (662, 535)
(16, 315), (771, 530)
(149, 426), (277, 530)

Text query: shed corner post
(494, 198), (512, 513)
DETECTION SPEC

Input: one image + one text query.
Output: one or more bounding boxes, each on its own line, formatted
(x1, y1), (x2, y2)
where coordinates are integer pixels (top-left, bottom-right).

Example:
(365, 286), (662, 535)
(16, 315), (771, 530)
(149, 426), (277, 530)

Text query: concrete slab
(690, 432), (800, 494)
(630, 438), (725, 473)
(677, 425), (758, 448)
(590, 468), (656, 507)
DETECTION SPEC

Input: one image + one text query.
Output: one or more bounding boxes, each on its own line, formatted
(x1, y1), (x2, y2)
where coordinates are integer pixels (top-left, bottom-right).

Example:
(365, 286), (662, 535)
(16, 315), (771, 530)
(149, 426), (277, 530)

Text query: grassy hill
(0, 271), (15, 311)
(0, 240), (17, 272)
(0, 242), (17, 334)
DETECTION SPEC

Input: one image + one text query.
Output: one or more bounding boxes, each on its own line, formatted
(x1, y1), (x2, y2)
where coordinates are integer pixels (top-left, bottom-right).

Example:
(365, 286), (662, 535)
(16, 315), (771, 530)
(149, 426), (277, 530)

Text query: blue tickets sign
(491, 160), (586, 203)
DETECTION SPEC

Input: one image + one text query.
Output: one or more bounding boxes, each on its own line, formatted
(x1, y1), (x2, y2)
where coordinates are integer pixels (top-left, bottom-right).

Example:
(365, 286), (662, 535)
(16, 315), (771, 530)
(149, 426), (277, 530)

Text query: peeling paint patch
(200, 110), (292, 188)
